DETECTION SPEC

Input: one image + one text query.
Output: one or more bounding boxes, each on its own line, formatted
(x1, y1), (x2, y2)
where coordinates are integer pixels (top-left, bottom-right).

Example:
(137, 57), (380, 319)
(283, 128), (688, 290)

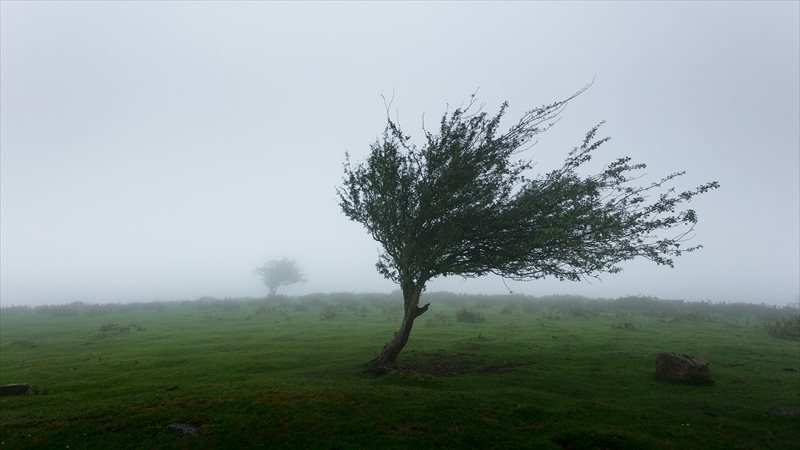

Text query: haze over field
(1, 1), (798, 306)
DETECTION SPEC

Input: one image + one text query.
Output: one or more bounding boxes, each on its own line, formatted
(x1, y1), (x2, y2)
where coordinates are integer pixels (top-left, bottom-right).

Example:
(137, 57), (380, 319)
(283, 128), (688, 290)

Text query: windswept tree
(254, 258), (306, 297)
(338, 89), (719, 369)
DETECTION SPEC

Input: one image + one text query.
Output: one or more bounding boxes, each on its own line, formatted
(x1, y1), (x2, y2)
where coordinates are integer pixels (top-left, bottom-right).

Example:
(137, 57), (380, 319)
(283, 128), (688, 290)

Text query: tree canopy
(254, 258), (306, 297)
(338, 90), (719, 368)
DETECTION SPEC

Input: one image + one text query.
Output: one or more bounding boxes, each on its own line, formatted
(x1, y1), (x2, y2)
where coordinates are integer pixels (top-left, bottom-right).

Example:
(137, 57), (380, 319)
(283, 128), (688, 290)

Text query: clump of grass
(668, 312), (713, 322)
(611, 321), (640, 331)
(30, 385), (49, 395)
(456, 308), (486, 323)
(426, 312), (450, 326)
(764, 315), (800, 341)
(99, 323), (144, 335)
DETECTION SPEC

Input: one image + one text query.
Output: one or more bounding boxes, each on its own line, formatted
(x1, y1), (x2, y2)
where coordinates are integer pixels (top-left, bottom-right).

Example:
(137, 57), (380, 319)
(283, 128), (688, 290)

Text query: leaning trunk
(368, 283), (429, 370)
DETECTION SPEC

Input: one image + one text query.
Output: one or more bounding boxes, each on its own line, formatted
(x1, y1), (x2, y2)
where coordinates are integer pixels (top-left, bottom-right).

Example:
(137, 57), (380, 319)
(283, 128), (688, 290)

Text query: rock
(655, 352), (711, 384)
(0, 384), (29, 396)
(167, 423), (199, 436)
(770, 407), (799, 417)
(770, 408), (800, 417)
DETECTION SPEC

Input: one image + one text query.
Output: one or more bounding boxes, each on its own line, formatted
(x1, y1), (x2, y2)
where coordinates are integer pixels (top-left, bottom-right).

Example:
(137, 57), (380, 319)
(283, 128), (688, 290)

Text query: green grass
(1, 295), (798, 449)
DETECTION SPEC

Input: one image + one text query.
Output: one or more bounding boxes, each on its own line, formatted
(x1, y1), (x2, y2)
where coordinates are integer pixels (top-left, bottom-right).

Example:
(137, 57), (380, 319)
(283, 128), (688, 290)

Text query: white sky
(1, 1), (798, 306)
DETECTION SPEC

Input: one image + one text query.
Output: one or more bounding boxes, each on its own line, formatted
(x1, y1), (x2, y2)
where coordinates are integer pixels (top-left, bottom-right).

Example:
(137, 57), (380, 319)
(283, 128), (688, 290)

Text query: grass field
(1, 293), (798, 449)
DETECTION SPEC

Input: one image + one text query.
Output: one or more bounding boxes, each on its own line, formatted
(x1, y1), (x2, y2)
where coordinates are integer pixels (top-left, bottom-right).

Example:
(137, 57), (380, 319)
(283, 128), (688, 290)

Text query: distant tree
(338, 89), (719, 369)
(254, 258), (306, 297)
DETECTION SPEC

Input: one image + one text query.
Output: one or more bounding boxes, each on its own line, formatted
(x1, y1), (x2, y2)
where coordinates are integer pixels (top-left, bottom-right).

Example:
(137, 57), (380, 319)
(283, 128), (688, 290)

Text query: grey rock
(656, 352), (711, 383)
(771, 407), (799, 417)
(167, 423), (199, 436)
(0, 384), (29, 396)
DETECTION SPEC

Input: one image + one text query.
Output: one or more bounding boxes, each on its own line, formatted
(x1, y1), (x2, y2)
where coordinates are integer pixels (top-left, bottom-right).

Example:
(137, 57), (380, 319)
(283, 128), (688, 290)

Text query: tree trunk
(367, 282), (429, 370)
(268, 286), (278, 297)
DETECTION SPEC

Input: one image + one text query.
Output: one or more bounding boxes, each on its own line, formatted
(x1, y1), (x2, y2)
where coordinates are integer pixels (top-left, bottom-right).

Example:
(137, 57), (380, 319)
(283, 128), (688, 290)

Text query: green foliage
(455, 307), (487, 323)
(254, 258), (307, 296)
(338, 90), (719, 288)
(338, 89), (718, 364)
(611, 321), (641, 331)
(764, 315), (800, 341)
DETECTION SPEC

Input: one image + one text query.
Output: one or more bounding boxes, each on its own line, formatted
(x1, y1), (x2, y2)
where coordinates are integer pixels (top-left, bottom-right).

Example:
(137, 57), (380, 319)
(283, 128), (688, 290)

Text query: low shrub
(0, 305), (31, 316)
(668, 312), (713, 322)
(764, 315), (800, 341)
(612, 321), (640, 331)
(99, 322), (144, 335)
(456, 308), (486, 323)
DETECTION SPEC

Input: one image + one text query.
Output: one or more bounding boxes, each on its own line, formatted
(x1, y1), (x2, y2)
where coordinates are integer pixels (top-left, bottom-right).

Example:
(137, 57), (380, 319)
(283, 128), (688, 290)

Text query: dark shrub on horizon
(0, 305), (32, 316)
(5, 292), (797, 322)
(764, 315), (800, 341)
(456, 308), (486, 323)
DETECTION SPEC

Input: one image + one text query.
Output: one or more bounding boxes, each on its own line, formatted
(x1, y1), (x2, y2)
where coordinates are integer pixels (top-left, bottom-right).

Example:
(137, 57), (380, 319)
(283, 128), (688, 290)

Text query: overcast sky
(1, 1), (798, 307)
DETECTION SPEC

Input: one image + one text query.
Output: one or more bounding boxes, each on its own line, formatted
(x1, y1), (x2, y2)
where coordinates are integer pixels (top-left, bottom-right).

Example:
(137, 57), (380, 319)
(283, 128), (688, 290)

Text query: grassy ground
(1, 294), (798, 449)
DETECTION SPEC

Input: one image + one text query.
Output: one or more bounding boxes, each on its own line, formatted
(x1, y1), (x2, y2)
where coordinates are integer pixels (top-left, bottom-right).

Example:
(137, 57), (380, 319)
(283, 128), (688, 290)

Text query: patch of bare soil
(395, 351), (526, 377)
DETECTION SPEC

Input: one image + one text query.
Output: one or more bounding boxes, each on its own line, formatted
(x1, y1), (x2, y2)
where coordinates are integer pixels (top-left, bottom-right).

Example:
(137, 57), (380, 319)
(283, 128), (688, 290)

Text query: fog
(1, 2), (798, 307)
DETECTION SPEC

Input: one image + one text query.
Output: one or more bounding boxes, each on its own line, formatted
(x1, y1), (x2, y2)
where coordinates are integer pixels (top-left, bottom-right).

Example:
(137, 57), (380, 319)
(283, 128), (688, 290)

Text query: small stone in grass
(167, 423), (199, 436)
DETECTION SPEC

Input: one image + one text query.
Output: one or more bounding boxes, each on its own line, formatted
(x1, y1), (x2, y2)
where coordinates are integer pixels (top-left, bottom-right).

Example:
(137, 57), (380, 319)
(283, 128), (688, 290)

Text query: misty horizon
(2, 2), (799, 307)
